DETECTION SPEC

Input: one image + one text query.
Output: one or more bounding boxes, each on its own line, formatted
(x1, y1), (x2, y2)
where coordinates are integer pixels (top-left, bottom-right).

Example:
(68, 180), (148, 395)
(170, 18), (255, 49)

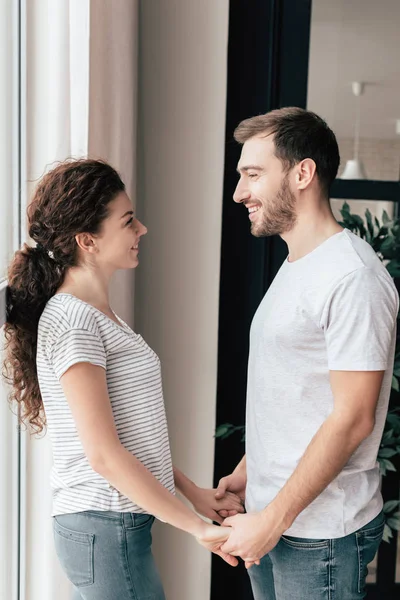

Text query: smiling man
(215, 108), (399, 600)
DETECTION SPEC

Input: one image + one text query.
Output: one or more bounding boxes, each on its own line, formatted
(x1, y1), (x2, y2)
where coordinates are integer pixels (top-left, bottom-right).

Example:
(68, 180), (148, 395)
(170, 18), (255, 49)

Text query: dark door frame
(212, 0), (399, 598)
(212, 1), (312, 598)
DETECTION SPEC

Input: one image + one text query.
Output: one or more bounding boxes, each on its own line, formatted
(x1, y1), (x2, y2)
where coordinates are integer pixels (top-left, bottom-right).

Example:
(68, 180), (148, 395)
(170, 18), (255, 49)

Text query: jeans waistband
(77, 509), (148, 527)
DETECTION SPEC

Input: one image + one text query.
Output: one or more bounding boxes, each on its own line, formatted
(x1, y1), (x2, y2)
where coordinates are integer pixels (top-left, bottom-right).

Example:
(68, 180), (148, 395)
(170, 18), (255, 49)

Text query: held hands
(196, 507), (285, 569)
(196, 523), (239, 567)
(194, 469), (287, 569)
(191, 486), (245, 524)
(214, 472), (286, 569)
(214, 470), (246, 519)
(220, 504), (287, 568)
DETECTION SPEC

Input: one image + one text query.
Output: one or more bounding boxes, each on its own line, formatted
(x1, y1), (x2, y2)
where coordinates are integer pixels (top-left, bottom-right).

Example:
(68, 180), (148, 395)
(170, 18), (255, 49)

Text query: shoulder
(324, 265), (399, 326)
(317, 230), (395, 295)
(322, 230), (381, 277)
(39, 294), (103, 346)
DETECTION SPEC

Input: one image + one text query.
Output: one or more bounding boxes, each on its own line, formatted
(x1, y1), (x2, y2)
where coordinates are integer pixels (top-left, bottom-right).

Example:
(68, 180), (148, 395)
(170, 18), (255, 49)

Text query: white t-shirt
(245, 229), (399, 538)
(37, 293), (175, 516)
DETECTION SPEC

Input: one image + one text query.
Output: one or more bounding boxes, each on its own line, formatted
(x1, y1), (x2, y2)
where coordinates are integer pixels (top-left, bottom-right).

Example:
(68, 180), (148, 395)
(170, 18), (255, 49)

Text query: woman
(3, 159), (243, 599)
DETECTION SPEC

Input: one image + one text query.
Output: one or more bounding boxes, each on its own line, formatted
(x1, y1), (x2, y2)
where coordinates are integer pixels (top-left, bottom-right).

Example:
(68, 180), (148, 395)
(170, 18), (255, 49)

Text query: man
(216, 107), (399, 599)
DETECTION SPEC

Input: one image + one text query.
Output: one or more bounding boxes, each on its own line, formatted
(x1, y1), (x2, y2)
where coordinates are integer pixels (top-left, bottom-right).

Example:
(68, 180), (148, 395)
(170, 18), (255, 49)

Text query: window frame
(0, 2), (26, 600)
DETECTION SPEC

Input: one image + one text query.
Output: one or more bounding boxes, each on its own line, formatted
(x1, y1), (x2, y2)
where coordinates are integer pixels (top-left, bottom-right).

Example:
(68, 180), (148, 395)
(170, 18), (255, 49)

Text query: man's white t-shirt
(245, 229), (399, 538)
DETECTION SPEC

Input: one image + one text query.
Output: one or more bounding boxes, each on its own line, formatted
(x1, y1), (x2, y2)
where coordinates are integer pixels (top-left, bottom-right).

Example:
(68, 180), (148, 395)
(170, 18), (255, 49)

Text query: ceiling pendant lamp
(339, 81), (367, 180)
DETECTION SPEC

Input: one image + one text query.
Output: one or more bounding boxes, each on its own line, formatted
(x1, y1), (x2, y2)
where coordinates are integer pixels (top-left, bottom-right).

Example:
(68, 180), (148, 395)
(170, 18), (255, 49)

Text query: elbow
(355, 417), (375, 443)
(87, 444), (122, 476)
(88, 453), (108, 476)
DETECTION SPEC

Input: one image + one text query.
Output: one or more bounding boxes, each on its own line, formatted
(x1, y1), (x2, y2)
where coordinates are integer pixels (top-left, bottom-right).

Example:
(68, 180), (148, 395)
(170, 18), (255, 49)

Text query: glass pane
(0, 3), (20, 600)
(330, 197), (399, 585)
(0, 332), (19, 600)
(307, 0), (400, 182)
(397, 481), (400, 582)
(331, 199), (395, 223)
(0, 0), (17, 282)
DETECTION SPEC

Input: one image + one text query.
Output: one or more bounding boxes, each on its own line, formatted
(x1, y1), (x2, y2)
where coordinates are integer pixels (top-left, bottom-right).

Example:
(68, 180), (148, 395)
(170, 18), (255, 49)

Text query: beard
(251, 174), (297, 238)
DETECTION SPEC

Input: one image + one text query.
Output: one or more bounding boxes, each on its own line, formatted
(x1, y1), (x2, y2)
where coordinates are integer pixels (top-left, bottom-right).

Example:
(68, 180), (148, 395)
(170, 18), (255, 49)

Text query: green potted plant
(216, 201), (400, 542)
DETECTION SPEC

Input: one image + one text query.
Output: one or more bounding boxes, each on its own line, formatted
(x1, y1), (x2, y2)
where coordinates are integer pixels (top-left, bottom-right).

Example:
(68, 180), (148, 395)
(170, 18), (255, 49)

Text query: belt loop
(123, 512), (134, 528)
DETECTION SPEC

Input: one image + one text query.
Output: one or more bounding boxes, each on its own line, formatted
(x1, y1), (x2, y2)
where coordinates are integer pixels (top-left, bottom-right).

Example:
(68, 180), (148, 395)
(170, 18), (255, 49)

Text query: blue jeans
(53, 510), (165, 600)
(248, 510), (385, 600)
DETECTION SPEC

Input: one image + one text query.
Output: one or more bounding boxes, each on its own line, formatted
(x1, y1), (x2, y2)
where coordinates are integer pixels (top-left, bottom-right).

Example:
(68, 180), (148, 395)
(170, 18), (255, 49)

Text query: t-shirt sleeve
(322, 268), (398, 371)
(50, 328), (107, 380)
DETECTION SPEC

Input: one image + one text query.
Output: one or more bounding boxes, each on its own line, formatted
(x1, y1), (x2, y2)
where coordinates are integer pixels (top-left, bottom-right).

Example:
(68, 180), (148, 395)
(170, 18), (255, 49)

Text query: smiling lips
(246, 204), (261, 221)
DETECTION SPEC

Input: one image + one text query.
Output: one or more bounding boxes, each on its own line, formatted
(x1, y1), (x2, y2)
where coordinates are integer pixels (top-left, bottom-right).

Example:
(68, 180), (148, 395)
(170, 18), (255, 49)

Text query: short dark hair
(234, 107), (340, 196)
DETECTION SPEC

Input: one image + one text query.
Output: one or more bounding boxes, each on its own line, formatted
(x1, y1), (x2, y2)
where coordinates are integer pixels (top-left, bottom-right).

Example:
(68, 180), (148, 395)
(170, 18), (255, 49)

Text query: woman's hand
(196, 523), (238, 567)
(190, 487), (245, 524)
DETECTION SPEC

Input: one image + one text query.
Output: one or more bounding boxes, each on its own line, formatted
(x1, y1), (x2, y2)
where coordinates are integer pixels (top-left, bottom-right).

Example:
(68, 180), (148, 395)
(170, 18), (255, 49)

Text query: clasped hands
(192, 477), (285, 569)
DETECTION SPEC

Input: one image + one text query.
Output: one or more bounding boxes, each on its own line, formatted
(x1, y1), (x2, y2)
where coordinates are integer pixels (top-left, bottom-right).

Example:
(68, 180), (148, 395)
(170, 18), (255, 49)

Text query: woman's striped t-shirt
(37, 293), (175, 516)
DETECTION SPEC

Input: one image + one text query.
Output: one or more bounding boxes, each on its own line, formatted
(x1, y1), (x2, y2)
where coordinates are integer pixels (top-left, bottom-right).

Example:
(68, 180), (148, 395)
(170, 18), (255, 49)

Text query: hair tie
(35, 243), (56, 261)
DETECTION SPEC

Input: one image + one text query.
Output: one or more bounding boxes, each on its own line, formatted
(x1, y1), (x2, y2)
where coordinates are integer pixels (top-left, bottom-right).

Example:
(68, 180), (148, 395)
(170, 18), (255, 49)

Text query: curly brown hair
(3, 158), (125, 433)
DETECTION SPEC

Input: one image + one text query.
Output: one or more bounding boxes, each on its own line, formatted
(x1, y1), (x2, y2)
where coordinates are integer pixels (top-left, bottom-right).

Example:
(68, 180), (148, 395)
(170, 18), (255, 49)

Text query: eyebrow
(120, 210), (134, 219)
(236, 165), (265, 174)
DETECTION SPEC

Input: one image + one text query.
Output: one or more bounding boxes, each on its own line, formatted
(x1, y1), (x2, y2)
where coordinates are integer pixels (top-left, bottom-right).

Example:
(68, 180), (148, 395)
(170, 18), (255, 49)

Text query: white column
(88, 0), (139, 327)
(137, 2), (229, 599)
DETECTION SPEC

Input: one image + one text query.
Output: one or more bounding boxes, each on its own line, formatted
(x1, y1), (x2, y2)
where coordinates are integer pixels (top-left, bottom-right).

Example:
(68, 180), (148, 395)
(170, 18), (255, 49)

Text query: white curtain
(23, 2), (138, 599)
(1, 2), (23, 600)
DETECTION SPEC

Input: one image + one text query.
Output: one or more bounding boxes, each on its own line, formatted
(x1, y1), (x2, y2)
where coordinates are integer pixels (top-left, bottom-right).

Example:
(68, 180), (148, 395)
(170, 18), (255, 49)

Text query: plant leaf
(215, 424), (231, 438)
(381, 458), (397, 472)
(381, 429), (394, 443)
(386, 516), (400, 531)
(383, 500), (400, 514)
(378, 448), (397, 458)
(382, 523), (393, 543)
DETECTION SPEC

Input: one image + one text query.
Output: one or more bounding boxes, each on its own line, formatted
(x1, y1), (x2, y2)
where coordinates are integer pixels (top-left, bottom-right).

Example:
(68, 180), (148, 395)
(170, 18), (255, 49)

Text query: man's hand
(191, 487), (245, 524)
(220, 505), (287, 567)
(196, 523), (239, 567)
(215, 470), (246, 518)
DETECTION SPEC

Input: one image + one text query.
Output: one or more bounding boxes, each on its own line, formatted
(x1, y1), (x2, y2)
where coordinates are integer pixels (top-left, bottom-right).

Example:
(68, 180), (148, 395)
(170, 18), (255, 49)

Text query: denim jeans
(53, 510), (165, 600)
(248, 510), (385, 600)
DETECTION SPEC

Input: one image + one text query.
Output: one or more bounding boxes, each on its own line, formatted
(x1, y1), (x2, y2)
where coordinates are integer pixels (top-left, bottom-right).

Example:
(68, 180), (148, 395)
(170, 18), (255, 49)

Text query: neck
(58, 264), (113, 310)
(281, 195), (343, 262)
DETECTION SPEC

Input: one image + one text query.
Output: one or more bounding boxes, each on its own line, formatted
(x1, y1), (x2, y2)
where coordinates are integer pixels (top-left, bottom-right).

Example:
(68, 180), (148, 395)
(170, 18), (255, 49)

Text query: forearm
(173, 466), (198, 503)
(233, 455), (247, 479)
(268, 414), (371, 530)
(93, 446), (204, 536)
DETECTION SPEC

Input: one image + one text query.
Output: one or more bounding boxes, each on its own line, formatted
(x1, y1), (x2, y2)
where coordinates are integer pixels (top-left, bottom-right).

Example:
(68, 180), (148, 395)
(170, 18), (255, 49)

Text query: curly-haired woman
(3, 159), (243, 599)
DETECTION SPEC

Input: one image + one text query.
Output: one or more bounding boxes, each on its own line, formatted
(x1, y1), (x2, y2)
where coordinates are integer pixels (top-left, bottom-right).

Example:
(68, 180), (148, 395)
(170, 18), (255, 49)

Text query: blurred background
(0, 1), (399, 599)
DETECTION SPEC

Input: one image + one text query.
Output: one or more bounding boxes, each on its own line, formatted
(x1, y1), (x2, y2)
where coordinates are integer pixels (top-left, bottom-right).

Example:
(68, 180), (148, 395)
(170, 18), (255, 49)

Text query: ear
(295, 159), (316, 191)
(75, 232), (98, 254)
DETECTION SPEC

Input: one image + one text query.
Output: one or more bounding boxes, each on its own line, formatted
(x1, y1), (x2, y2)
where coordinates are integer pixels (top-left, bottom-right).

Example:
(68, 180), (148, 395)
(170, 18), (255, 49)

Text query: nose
(135, 219), (148, 236)
(233, 179), (251, 204)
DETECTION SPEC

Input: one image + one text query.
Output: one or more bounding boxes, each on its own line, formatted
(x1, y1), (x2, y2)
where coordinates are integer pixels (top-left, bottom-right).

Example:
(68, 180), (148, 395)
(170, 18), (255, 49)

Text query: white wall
(307, 0), (400, 140)
(88, 0), (139, 327)
(136, 1), (229, 599)
(23, 3), (139, 600)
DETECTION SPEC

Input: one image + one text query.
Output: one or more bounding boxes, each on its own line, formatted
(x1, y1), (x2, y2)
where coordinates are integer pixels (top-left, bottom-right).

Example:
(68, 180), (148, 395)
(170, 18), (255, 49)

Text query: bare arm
(60, 362), (240, 566)
(173, 466), (244, 523)
(268, 370), (384, 530)
(215, 455), (247, 502)
(222, 370), (384, 563)
(60, 362), (209, 535)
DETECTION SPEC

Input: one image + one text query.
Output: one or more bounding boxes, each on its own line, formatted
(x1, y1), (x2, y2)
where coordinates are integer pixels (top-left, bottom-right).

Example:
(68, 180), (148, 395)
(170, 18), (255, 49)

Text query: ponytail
(3, 243), (66, 432)
(2, 158), (125, 433)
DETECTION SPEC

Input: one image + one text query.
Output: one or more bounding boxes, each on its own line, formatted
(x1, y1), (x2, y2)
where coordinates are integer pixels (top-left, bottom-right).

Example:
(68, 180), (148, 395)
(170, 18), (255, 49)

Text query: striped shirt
(37, 293), (175, 516)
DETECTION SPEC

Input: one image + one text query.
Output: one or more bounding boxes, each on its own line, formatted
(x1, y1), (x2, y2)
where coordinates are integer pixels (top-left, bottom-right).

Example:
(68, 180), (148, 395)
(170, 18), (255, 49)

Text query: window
(308, 0), (400, 592)
(0, 2), (24, 600)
